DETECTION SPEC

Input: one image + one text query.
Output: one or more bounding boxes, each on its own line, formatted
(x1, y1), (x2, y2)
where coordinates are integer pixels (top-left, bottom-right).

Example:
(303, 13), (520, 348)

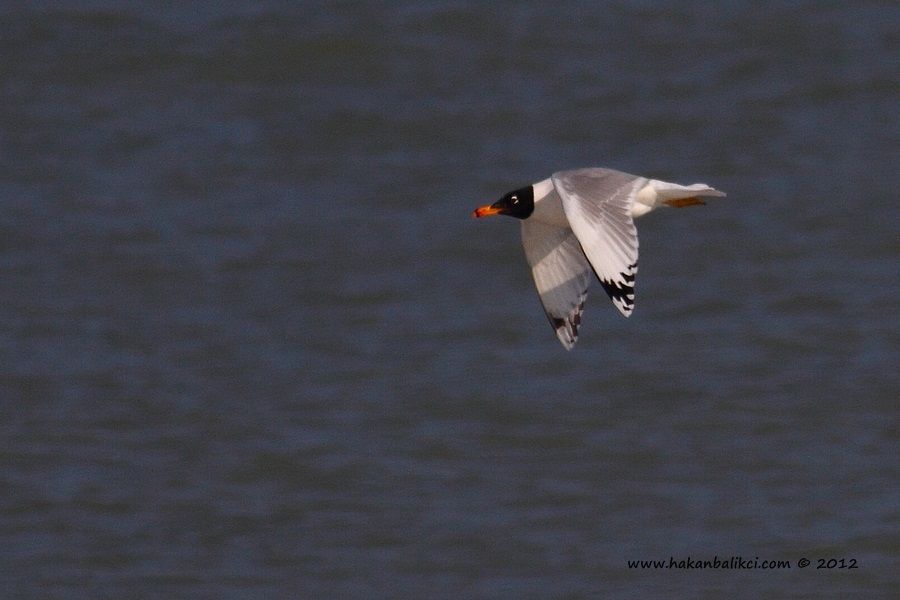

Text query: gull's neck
(532, 178), (554, 201)
(529, 178), (568, 227)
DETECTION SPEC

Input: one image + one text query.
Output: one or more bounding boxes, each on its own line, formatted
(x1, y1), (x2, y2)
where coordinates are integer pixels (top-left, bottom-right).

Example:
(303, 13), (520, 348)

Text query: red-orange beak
(472, 203), (502, 218)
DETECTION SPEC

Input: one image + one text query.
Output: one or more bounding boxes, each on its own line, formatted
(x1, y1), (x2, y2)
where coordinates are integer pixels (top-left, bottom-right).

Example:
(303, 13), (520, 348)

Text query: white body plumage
(530, 176), (722, 224)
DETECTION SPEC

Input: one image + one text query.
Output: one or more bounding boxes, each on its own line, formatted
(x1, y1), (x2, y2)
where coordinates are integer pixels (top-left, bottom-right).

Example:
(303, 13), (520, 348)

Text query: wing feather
(552, 168), (645, 317)
(521, 219), (592, 349)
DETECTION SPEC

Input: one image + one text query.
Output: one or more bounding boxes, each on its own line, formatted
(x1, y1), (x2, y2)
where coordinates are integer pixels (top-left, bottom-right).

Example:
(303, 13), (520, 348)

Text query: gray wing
(521, 218), (592, 350)
(552, 168), (647, 317)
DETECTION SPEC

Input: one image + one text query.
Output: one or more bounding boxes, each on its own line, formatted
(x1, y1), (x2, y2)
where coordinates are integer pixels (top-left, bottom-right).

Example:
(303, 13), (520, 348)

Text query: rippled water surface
(1, 1), (898, 597)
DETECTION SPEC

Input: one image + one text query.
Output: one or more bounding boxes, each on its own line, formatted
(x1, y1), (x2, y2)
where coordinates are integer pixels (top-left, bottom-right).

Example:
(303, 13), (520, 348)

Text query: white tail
(648, 180), (727, 202)
(633, 179), (726, 217)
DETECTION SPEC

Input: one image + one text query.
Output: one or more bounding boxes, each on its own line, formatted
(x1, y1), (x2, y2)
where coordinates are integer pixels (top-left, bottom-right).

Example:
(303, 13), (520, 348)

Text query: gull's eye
(510, 196), (519, 204)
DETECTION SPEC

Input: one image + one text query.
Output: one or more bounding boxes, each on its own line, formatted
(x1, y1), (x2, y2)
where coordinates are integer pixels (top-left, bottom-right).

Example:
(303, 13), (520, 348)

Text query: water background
(1, 1), (898, 597)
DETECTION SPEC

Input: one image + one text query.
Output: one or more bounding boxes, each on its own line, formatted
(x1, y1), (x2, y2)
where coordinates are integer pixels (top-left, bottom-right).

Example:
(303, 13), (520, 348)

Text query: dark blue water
(1, 1), (898, 597)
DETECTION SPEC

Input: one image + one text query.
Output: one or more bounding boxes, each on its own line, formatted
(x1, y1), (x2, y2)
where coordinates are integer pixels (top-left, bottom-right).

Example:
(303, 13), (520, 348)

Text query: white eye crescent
(511, 196), (519, 204)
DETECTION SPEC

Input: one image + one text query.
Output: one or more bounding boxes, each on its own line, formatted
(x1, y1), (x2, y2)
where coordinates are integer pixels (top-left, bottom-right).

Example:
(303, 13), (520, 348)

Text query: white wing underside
(520, 219), (592, 350)
(552, 169), (644, 318)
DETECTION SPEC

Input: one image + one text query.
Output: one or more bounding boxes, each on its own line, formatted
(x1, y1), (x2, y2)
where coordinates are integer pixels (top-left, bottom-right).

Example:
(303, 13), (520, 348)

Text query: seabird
(473, 168), (726, 349)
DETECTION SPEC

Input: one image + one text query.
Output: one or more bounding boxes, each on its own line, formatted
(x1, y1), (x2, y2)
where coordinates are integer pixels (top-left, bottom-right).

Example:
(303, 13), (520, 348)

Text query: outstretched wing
(521, 218), (592, 350)
(552, 168), (646, 317)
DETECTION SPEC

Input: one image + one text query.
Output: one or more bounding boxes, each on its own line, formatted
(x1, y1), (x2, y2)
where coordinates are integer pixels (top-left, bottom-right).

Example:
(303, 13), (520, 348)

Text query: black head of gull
(472, 185), (534, 220)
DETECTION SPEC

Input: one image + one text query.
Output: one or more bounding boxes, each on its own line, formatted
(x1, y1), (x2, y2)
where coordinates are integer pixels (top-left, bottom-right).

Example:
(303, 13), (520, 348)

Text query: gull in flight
(473, 168), (726, 349)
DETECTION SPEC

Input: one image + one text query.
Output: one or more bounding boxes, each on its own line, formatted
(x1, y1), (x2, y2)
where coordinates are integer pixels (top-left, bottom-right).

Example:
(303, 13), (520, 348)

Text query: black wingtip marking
(548, 300), (585, 348)
(572, 301), (583, 329)
(600, 277), (635, 306)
